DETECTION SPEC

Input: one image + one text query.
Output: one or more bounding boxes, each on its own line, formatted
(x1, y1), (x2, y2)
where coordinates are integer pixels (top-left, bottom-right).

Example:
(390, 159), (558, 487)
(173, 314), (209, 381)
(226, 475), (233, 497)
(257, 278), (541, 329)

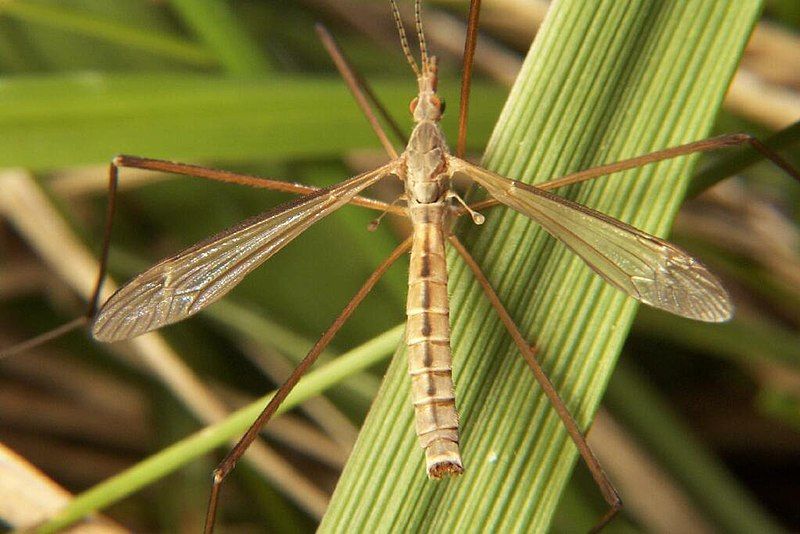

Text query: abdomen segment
(406, 202), (463, 478)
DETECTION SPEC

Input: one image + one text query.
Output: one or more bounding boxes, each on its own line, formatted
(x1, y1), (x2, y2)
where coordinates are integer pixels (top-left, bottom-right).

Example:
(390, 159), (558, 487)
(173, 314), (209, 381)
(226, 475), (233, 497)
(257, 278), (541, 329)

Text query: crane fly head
(390, 0), (444, 120)
(410, 56), (445, 121)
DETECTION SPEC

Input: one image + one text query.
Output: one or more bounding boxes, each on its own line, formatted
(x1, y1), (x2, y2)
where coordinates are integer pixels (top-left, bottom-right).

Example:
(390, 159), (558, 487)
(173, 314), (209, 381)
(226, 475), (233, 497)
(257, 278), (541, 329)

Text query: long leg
(316, 24), (406, 156)
(466, 132), (800, 213)
(313, 23), (417, 235)
(204, 236), (413, 533)
(448, 235), (621, 533)
(0, 156), (403, 358)
(113, 155), (402, 213)
(0, 316), (88, 359)
(456, 0), (481, 159)
(0, 162), (122, 358)
(1, 171), (332, 517)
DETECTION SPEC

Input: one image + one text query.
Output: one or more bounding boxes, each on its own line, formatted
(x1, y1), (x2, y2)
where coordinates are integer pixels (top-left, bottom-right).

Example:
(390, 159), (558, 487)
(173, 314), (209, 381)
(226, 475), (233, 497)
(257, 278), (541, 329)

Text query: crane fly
(91, 0), (734, 482)
(88, 0), (736, 529)
(4, 0), (800, 532)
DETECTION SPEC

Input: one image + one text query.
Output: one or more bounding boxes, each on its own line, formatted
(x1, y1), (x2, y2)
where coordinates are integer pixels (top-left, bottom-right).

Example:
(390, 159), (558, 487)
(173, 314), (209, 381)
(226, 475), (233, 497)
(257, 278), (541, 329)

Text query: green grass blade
(1, 1), (215, 67)
(0, 74), (503, 170)
(34, 324), (404, 533)
(606, 362), (783, 533)
(208, 300), (383, 408)
(168, 0), (272, 76)
(688, 119), (800, 197)
(634, 308), (800, 370)
(321, 1), (763, 532)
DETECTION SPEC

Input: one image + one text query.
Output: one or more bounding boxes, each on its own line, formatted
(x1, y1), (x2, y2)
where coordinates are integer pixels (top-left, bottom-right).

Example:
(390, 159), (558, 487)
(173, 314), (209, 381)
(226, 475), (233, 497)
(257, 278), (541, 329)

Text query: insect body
(4, 0), (800, 532)
(402, 57), (464, 476)
(92, 7), (733, 487)
(33, 1), (769, 531)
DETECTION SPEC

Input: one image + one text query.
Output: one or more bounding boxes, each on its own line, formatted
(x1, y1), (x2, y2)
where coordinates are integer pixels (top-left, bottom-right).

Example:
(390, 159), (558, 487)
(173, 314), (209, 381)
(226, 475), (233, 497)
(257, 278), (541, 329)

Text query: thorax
(403, 119), (450, 205)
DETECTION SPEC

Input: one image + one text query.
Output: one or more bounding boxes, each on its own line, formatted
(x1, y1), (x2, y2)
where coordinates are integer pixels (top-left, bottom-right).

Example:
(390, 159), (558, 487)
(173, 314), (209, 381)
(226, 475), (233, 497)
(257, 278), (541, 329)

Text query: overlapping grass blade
(320, 2), (764, 532)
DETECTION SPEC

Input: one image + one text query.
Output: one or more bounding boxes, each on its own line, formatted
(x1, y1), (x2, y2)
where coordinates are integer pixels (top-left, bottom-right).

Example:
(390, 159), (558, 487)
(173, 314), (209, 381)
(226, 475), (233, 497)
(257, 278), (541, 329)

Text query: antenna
(389, 0), (421, 78)
(414, 0), (429, 72)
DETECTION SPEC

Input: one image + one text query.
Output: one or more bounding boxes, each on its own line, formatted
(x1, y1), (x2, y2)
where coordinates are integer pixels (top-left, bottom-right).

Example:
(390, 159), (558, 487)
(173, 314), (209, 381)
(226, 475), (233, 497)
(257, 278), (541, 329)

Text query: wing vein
(92, 163), (395, 341)
(450, 156), (732, 322)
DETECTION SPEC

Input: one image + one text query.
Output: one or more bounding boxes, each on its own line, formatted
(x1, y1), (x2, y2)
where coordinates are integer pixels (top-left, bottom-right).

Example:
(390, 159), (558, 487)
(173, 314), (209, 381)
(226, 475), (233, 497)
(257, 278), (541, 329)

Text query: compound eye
(409, 97), (419, 114)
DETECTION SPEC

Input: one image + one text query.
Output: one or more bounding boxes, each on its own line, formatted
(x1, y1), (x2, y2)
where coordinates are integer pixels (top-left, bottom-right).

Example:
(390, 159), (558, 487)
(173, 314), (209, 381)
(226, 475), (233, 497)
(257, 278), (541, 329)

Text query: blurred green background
(0, 1), (798, 532)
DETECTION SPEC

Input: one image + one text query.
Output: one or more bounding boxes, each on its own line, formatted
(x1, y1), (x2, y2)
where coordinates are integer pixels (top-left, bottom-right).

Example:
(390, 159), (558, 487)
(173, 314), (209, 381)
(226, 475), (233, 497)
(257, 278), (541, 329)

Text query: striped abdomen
(406, 202), (463, 478)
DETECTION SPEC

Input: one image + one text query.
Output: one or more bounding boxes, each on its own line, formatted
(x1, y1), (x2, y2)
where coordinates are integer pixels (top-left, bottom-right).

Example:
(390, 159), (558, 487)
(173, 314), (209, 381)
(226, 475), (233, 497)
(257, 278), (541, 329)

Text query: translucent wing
(92, 163), (395, 342)
(451, 157), (733, 322)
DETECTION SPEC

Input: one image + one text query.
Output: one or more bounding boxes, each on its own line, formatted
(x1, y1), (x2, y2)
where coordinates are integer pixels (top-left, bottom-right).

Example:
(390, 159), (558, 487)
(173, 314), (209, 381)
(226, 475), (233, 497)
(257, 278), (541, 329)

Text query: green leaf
(606, 362), (783, 533)
(321, 1), (763, 532)
(34, 325), (405, 533)
(167, 0), (272, 76)
(0, 74), (503, 170)
(0, 1), (215, 67)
